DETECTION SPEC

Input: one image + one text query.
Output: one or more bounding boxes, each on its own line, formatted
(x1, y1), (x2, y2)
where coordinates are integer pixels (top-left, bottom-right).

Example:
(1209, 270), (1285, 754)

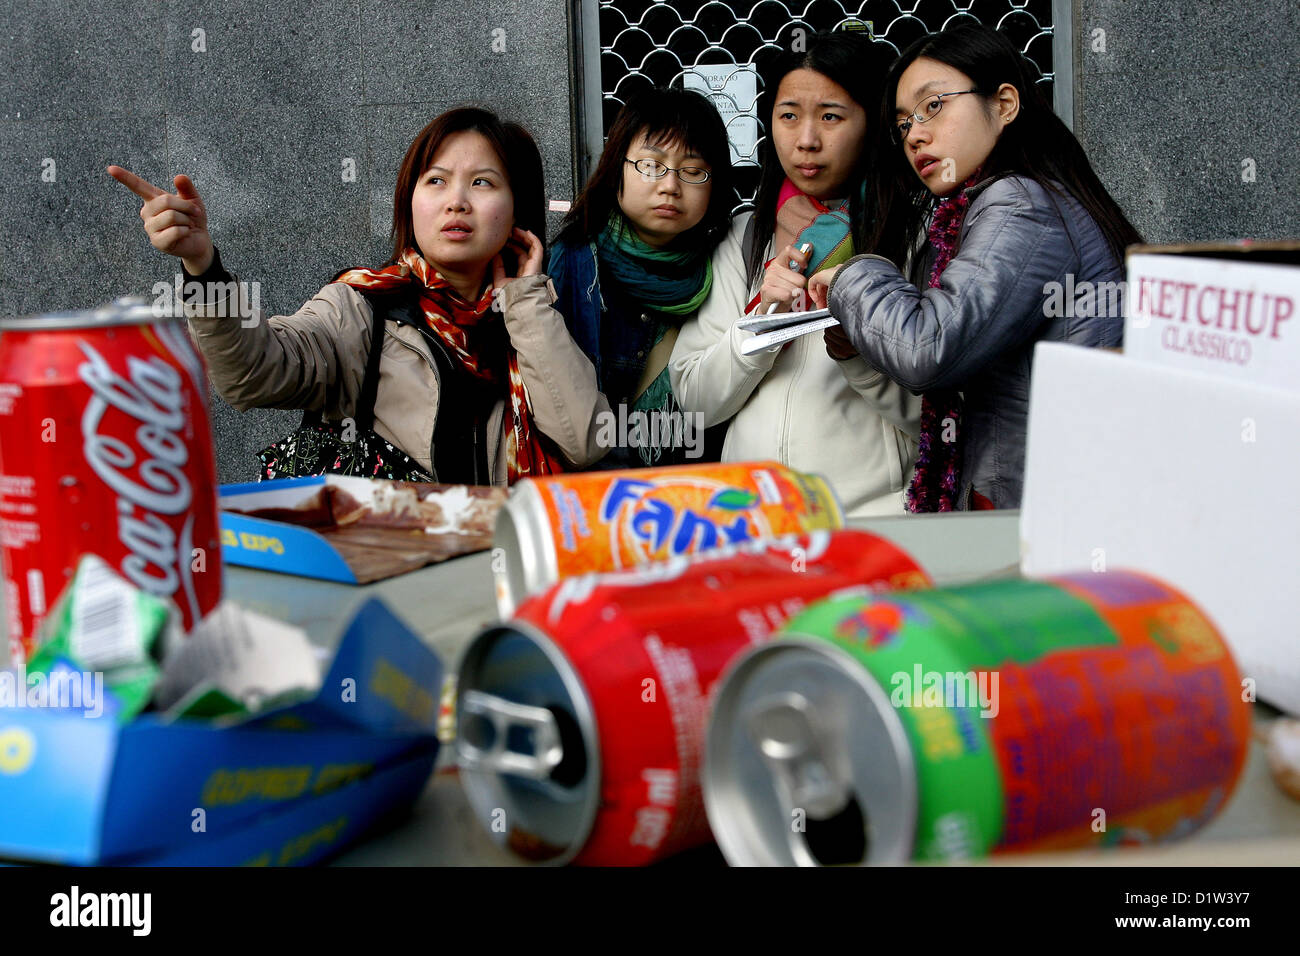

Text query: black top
(359, 287), (497, 485)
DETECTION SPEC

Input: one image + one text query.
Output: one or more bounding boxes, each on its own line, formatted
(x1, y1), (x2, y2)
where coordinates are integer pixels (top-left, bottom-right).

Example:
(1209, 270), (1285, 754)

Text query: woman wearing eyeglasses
(809, 23), (1143, 511)
(669, 32), (921, 517)
(546, 87), (736, 468)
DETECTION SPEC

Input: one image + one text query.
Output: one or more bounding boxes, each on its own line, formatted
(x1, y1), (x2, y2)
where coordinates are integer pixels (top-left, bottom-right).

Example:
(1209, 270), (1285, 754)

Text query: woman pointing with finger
(110, 107), (610, 484)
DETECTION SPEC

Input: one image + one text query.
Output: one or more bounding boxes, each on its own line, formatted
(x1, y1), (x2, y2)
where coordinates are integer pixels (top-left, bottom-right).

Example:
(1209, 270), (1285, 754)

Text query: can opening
(457, 625), (601, 863)
(800, 795), (869, 866)
(547, 704), (587, 788)
(704, 641), (918, 866)
(461, 711), (496, 751)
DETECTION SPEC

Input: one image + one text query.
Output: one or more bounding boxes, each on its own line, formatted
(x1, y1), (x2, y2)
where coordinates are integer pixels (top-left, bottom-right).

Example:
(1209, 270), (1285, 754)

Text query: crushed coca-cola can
(0, 297), (223, 664)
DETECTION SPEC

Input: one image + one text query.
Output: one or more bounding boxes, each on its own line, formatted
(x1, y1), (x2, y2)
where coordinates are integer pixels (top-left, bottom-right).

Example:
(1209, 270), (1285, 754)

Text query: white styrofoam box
(1020, 342), (1300, 715)
(1125, 244), (1300, 394)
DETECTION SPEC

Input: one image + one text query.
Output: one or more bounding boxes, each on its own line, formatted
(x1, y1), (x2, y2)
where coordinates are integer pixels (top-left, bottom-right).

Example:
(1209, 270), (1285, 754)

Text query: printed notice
(682, 64), (760, 167)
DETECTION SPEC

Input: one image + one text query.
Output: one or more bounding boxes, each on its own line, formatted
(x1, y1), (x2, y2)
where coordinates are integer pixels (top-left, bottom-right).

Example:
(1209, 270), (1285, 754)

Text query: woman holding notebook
(669, 31), (920, 517)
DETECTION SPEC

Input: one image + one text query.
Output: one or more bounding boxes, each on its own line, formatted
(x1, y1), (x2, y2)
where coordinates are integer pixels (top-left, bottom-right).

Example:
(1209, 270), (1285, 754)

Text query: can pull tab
(744, 691), (849, 819)
(456, 690), (563, 781)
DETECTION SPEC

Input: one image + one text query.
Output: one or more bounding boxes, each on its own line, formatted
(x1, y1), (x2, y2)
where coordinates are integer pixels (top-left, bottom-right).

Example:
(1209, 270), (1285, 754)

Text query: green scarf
(595, 214), (713, 316)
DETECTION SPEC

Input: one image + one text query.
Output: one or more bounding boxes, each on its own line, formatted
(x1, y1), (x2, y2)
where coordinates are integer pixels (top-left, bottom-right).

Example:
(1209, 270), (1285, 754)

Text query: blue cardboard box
(219, 477), (360, 583)
(0, 598), (442, 865)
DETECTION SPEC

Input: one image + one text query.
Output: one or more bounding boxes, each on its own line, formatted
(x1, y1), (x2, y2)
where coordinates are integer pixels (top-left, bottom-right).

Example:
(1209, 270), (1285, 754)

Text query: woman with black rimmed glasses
(809, 22), (1144, 512)
(544, 87), (736, 468)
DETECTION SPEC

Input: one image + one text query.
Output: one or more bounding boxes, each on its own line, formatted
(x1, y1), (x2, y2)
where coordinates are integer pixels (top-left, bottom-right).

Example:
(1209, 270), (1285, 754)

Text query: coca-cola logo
(77, 342), (198, 621)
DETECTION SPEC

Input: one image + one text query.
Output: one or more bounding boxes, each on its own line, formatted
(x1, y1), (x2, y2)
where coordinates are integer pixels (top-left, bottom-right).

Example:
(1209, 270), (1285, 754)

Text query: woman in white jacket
(670, 32), (919, 517)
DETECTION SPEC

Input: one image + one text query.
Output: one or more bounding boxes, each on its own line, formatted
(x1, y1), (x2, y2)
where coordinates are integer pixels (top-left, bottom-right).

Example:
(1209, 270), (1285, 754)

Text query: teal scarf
(594, 215), (713, 316)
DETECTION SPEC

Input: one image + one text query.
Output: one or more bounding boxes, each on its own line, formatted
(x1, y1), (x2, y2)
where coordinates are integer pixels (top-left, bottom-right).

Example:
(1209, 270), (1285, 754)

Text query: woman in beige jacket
(110, 108), (609, 486)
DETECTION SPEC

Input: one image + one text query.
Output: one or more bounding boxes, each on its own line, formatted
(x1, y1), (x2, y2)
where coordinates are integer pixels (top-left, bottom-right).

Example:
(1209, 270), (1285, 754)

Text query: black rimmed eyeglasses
(624, 157), (712, 185)
(892, 90), (980, 143)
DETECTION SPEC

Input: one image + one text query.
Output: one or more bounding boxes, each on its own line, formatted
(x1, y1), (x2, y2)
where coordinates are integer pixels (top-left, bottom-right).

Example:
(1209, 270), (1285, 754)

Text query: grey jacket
(827, 174), (1125, 509)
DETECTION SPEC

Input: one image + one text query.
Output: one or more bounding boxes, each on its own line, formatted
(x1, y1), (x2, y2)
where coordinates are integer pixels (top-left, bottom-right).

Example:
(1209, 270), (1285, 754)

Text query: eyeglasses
(892, 90), (980, 143)
(624, 157), (711, 185)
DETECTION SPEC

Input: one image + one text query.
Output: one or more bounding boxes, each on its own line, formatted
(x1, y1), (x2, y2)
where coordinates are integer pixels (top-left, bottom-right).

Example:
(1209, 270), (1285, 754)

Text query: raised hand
(491, 227), (545, 287)
(107, 166), (214, 275)
(758, 242), (812, 314)
(807, 263), (844, 310)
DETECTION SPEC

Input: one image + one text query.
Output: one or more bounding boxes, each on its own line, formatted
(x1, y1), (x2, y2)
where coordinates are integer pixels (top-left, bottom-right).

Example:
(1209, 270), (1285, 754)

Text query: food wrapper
(154, 601), (322, 720)
(24, 555), (175, 721)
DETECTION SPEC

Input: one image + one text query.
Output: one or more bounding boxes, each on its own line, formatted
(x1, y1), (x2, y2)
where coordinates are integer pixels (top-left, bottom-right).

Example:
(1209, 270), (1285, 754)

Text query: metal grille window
(573, 0), (1072, 205)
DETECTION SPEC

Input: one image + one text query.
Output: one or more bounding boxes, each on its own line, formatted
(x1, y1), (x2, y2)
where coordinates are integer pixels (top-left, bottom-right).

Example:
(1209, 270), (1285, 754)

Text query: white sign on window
(682, 64), (760, 168)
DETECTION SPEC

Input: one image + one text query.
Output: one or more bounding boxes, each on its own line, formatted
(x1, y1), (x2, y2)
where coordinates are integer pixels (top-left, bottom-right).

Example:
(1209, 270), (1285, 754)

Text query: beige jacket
(184, 274), (612, 484)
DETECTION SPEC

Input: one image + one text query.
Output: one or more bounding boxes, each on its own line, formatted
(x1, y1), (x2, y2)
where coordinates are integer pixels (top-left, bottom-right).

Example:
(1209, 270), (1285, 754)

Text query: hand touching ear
(491, 227), (545, 287)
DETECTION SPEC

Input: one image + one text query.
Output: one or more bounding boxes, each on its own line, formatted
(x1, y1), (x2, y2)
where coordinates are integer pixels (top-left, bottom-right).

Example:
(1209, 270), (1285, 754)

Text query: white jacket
(668, 213), (921, 518)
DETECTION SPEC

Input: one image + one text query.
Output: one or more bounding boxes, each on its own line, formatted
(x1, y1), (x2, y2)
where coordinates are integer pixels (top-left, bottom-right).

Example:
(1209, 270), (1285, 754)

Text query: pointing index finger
(107, 165), (164, 201)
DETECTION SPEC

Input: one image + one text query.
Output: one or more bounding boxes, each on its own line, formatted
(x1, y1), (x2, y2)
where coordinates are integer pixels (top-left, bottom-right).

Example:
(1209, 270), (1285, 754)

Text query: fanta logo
(599, 477), (770, 563)
(835, 602), (906, 648)
(706, 488), (758, 511)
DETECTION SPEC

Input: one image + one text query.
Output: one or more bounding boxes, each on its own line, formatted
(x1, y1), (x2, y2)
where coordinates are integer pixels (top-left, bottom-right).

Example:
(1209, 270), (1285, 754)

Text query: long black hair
(866, 23), (1143, 266)
(555, 87), (735, 251)
(746, 31), (894, 287)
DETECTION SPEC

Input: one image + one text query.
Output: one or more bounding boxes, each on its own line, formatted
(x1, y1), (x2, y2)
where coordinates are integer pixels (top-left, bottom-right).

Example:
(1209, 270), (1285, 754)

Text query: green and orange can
(702, 571), (1253, 865)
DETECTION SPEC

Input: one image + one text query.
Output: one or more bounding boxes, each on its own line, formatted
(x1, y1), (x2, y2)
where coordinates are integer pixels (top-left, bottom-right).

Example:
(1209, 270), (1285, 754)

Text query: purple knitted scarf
(905, 172), (983, 513)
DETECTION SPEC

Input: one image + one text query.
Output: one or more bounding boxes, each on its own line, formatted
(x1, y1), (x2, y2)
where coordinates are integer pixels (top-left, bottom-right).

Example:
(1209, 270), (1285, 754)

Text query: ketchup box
(1124, 241), (1300, 393)
(1020, 342), (1300, 716)
(0, 597), (442, 865)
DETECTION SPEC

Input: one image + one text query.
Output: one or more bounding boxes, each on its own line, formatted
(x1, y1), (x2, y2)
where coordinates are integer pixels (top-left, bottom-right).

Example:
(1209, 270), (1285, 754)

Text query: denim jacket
(546, 240), (666, 408)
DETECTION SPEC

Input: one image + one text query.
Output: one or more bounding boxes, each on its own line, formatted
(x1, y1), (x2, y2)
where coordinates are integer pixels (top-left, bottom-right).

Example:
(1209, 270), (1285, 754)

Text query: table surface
(221, 510), (1300, 866)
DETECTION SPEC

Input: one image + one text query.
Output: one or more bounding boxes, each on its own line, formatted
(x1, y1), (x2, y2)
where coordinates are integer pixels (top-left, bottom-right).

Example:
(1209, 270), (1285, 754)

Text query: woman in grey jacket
(810, 24), (1143, 511)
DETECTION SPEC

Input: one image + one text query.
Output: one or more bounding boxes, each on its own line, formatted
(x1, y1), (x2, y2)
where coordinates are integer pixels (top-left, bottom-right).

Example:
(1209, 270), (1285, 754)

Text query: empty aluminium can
(703, 571), (1252, 865)
(455, 529), (928, 865)
(491, 460), (842, 616)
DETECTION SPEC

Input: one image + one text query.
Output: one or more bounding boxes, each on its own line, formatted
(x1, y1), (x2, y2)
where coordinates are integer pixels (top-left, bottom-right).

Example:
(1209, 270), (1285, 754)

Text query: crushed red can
(0, 298), (223, 663)
(454, 528), (930, 865)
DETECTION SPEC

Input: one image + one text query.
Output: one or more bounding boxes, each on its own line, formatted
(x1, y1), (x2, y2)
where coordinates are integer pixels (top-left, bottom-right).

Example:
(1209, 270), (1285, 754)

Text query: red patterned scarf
(905, 173), (983, 513)
(335, 248), (563, 483)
